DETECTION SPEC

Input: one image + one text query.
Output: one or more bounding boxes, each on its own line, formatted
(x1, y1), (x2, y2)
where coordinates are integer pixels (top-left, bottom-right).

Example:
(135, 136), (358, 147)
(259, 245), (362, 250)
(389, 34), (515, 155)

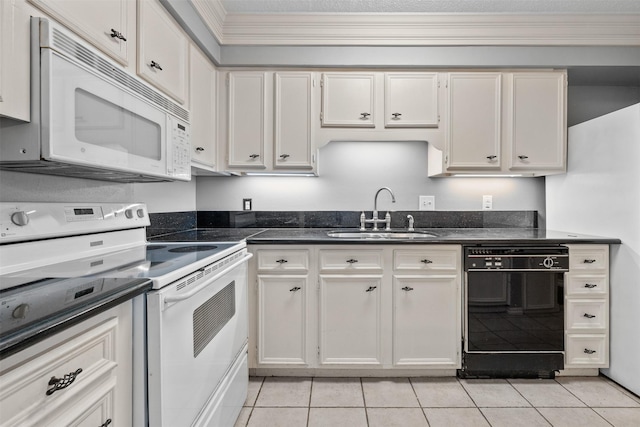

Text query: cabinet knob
(420, 259), (433, 264)
(346, 259), (358, 264)
(401, 286), (414, 291)
(195, 147), (205, 152)
(391, 113), (402, 120)
(46, 368), (83, 396)
(279, 154), (290, 159)
(517, 155), (529, 161)
(583, 348), (597, 354)
(360, 112), (371, 119)
(583, 313), (596, 318)
(249, 154), (260, 159)
(584, 283), (597, 288)
(109, 29), (127, 41)
(365, 286), (377, 292)
(276, 259), (288, 264)
(486, 155), (497, 161)
(289, 286), (301, 292)
(100, 419), (112, 427)
(583, 259), (597, 264)
(149, 60), (163, 71)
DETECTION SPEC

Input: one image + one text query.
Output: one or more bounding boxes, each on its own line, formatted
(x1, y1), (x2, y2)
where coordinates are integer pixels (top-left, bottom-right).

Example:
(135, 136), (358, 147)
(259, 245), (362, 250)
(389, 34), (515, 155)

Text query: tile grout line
(505, 378), (553, 426)
(408, 377), (433, 426)
(307, 377), (314, 427)
(360, 377), (371, 427)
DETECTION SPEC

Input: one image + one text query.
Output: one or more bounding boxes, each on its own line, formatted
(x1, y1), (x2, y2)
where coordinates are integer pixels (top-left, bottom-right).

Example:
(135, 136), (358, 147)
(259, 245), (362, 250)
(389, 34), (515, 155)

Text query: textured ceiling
(220, 0), (640, 14)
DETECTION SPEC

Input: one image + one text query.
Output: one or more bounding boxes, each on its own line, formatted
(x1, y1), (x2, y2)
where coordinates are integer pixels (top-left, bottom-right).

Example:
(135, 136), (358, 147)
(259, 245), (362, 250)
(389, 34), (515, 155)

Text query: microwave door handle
(163, 253), (253, 305)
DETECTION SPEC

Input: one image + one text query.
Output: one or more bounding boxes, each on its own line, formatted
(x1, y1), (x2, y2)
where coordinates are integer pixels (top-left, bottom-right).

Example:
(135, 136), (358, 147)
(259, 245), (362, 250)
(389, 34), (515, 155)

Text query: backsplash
(147, 210), (538, 237)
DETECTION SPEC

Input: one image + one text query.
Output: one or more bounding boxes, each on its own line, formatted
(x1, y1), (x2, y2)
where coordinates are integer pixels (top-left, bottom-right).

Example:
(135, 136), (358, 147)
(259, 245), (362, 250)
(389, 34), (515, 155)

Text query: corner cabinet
(137, 0), (188, 104)
(564, 245), (610, 369)
(248, 244), (461, 374)
(429, 70), (567, 177)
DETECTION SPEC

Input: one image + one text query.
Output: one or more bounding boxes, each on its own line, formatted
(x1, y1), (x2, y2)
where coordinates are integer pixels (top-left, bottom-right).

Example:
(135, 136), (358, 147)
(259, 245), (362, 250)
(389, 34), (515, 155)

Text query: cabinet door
(0, 0), (30, 121)
(227, 72), (267, 168)
(258, 276), (307, 365)
(385, 73), (439, 128)
(508, 73), (566, 171)
(319, 275), (382, 365)
(393, 276), (460, 367)
(274, 72), (314, 169)
(189, 44), (216, 168)
(28, 0), (135, 67)
(446, 73), (502, 170)
(321, 73), (375, 127)
(138, 0), (188, 104)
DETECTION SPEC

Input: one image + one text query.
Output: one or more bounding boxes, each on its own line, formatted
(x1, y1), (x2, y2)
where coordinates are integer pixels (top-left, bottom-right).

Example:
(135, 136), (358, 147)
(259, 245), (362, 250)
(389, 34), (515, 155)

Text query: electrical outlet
(419, 195), (435, 211)
(483, 195), (493, 210)
(243, 198), (252, 211)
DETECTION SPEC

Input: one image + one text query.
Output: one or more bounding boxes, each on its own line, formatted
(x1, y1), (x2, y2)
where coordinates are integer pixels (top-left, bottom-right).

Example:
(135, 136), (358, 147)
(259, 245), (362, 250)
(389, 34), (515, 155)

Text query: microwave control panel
(169, 118), (191, 180)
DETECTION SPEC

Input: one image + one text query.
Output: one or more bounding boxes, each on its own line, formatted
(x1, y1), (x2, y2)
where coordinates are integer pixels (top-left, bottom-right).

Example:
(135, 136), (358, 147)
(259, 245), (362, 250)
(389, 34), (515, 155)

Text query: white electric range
(0, 202), (251, 427)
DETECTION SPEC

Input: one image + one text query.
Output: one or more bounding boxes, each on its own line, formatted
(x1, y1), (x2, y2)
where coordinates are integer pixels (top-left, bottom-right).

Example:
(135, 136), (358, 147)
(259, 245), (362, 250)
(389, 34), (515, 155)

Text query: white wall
(196, 141), (546, 212)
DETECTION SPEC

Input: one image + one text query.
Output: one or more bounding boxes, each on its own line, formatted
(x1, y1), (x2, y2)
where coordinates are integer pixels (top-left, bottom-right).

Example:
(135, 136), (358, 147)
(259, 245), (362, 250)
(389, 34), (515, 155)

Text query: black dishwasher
(460, 246), (569, 379)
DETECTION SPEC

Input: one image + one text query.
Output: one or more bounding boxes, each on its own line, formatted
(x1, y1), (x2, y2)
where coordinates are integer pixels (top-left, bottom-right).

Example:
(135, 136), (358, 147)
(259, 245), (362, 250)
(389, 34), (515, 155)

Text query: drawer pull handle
(109, 29), (126, 41)
(276, 259), (288, 264)
(249, 154), (260, 159)
(584, 283), (597, 288)
(195, 146), (205, 152)
(46, 368), (83, 396)
(486, 155), (497, 160)
(583, 259), (597, 264)
(346, 259), (358, 264)
(365, 286), (377, 292)
(100, 419), (112, 427)
(149, 60), (163, 71)
(391, 113), (402, 119)
(289, 286), (301, 292)
(279, 154), (290, 159)
(401, 286), (414, 291)
(518, 155), (529, 160)
(583, 313), (596, 318)
(421, 259), (433, 264)
(584, 348), (597, 354)
(360, 112), (371, 119)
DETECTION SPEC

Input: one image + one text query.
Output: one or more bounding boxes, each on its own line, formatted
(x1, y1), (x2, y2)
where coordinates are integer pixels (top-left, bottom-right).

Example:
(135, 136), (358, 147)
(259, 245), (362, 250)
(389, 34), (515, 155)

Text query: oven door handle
(163, 253), (253, 304)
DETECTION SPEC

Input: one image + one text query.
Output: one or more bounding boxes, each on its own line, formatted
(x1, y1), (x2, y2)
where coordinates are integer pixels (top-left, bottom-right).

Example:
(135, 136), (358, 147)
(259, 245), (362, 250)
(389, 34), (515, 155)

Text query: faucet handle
(407, 214), (415, 232)
(385, 212), (392, 230)
(360, 211), (366, 231)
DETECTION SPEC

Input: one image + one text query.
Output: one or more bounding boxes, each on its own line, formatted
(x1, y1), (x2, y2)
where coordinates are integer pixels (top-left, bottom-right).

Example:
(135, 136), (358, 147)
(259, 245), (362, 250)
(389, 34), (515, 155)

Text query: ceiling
(220, 0), (640, 14)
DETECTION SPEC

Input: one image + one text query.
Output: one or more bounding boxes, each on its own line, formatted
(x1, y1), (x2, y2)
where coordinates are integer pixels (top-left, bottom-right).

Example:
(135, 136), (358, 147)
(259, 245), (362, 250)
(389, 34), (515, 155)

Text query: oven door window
(466, 271), (564, 352)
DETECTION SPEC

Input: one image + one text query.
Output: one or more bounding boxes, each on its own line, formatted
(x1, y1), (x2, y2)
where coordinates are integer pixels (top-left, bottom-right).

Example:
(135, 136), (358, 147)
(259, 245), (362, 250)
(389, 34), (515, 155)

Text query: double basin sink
(327, 230), (436, 240)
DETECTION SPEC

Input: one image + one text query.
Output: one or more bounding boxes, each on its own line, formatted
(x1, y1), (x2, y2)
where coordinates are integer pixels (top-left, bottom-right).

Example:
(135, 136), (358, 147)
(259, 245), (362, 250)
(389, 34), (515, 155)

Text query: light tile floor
(234, 376), (640, 427)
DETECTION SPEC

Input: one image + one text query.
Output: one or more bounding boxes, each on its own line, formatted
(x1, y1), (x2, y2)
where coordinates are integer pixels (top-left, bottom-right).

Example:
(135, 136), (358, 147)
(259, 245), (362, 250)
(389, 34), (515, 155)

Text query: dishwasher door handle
(163, 253), (253, 304)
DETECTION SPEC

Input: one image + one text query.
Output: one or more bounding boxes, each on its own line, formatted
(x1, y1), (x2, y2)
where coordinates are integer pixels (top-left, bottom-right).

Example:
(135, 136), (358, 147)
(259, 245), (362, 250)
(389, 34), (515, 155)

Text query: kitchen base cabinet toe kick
(248, 245), (462, 376)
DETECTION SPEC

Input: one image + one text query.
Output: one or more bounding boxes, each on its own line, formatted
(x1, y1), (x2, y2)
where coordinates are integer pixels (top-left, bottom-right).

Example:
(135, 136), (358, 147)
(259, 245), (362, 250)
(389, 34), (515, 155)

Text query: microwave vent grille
(51, 29), (189, 122)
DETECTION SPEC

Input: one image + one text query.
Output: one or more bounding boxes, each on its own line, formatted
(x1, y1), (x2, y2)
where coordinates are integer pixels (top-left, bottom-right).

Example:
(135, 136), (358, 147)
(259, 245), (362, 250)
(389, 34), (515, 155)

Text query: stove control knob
(125, 209), (134, 219)
(10, 211), (30, 226)
(12, 303), (30, 319)
(136, 208), (145, 218)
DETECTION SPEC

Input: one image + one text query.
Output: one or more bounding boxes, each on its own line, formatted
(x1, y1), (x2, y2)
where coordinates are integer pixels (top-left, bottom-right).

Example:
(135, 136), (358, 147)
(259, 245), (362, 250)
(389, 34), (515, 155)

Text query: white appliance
(0, 203), (251, 426)
(0, 18), (191, 183)
(546, 103), (640, 395)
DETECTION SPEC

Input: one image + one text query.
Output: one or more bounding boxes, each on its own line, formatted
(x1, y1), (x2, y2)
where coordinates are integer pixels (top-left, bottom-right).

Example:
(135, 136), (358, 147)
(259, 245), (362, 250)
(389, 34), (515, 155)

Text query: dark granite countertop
(148, 227), (620, 245)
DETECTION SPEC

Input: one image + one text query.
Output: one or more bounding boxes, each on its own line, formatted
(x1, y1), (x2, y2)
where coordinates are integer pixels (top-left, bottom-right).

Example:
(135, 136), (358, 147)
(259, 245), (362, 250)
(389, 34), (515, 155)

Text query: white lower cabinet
(0, 303), (132, 427)
(249, 244), (461, 372)
(564, 244), (610, 369)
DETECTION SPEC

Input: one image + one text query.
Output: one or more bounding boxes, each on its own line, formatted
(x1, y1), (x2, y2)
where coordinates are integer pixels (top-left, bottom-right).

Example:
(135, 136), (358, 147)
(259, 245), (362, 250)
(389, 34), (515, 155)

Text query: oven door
(146, 253), (251, 427)
(465, 270), (565, 353)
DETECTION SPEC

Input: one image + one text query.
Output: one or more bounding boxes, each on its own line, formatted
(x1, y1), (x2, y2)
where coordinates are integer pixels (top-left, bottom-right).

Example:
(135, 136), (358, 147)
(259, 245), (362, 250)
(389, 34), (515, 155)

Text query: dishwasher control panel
(465, 246), (569, 271)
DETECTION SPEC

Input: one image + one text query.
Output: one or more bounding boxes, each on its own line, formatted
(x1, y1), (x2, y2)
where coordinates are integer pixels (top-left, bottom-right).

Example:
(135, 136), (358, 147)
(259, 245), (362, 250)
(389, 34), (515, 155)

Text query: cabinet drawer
(565, 334), (608, 367)
(566, 299), (607, 331)
(257, 250), (309, 272)
(394, 249), (459, 271)
(0, 318), (118, 426)
(319, 250), (383, 272)
(566, 274), (608, 296)
(569, 247), (608, 271)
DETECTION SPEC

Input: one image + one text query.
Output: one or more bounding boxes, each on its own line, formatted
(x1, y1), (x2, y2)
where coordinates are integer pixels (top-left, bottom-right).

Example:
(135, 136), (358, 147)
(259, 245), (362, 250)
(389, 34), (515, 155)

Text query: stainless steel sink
(327, 231), (436, 239)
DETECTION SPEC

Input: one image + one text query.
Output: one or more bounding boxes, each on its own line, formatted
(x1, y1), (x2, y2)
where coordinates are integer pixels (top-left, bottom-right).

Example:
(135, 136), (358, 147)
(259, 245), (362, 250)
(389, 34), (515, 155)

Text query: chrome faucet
(360, 187), (396, 231)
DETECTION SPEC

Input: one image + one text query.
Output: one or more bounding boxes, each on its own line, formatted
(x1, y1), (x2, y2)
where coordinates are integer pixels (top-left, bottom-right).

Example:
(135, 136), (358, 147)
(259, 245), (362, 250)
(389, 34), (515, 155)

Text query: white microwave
(0, 17), (191, 182)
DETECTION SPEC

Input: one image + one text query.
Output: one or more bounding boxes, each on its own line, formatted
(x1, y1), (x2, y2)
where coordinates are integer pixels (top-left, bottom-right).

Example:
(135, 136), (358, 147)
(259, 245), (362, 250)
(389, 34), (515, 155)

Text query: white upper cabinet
(507, 72), (566, 171)
(1, 0), (30, 121)
(384, 73), (439, 128)
(137, 0), (188, 104)
(189, 44), (217, 169)
(274, 72), (314, 169)
(321, 73), (375, 127)
(28, 0), (135, 67)
(227, 72), (268, 169)
(446, 73), (502, 170)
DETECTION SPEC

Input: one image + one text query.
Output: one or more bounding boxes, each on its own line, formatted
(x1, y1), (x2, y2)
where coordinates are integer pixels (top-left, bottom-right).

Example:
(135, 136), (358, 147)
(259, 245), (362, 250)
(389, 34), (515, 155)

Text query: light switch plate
(419, 195), (435, 211)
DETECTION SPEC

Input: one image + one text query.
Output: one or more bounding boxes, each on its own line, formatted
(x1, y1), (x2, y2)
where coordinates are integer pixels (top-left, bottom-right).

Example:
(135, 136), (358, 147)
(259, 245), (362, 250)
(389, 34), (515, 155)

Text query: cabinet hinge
(320, 111), (323, 121)
(437, 80), (440, 89)
(320, 77), (324, 87)
(445, 155), (449, 164)
(438, 114), (441, 123)
(317, 346), (320, 357)
(225, 74), (229, 86)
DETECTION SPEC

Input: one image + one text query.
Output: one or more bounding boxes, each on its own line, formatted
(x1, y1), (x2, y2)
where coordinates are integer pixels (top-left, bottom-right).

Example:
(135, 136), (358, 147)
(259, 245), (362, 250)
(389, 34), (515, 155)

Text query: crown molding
(214, 12), (640, 46)
(189, 0), (227, 44)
